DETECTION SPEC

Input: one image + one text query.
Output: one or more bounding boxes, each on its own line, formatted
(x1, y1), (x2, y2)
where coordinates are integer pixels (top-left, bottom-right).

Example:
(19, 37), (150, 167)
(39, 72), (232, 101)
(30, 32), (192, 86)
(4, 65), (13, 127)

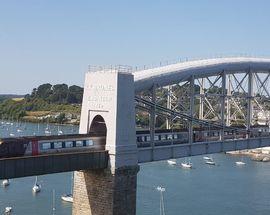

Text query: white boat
(45, 124), (51, 135)
(32, 176), (41, 193)
(5, 206), (12, 214)
(9, 133), (15, 137)
(205, 160), (216, 165)
(57, 126), (63, 135)
(61, 172), (74, 203)
(181, 159), (192, 168)
(61, 194), (73, 203)
(235, 161), (246, 165)
(156, 186), (166, 215)
(2, 179), (10, 186)
(203, 156), (213, 161)
(167, 159), (176, 165)
(181, 162), (192, 168)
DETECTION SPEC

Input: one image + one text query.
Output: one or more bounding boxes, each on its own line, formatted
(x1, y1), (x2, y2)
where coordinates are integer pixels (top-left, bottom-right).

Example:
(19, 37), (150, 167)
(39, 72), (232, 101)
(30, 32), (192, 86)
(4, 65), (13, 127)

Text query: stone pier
(73, 69), (139, 215)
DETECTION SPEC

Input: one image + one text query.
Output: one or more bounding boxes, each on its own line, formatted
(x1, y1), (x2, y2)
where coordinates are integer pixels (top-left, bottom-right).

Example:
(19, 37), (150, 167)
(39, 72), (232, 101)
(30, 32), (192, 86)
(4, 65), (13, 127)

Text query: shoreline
(226, 148), (270, 162)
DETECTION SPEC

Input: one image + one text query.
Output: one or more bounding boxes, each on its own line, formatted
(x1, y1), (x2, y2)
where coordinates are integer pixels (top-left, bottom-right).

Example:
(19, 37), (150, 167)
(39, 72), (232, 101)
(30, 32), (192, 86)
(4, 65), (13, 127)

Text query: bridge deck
(138, 136), (270, 163)
(0, 150), (108, 179)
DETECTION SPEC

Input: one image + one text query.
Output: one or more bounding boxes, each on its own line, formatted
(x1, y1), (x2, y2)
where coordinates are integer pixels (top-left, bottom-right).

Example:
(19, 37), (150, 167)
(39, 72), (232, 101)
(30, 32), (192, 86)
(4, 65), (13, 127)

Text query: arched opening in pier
(89, 115), (107, 148)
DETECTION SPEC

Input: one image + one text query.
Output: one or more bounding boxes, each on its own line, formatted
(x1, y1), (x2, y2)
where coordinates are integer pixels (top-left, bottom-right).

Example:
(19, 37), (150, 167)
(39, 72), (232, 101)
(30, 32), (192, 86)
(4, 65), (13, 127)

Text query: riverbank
(226, 147), (270, 162)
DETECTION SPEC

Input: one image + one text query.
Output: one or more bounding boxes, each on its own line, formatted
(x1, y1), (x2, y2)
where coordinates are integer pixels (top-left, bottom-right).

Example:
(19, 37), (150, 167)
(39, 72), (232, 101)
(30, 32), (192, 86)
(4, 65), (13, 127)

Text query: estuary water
(0, 122), (270, 215)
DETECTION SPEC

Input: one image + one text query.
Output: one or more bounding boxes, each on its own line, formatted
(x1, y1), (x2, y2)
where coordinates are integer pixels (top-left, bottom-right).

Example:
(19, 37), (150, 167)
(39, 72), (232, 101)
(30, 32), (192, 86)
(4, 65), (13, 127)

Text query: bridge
(0, 57), (270, 215)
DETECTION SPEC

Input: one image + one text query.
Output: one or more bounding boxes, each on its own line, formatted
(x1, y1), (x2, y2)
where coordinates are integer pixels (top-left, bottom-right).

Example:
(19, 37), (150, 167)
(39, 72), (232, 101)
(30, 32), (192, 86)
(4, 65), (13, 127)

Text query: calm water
(0, 121), (270, 215)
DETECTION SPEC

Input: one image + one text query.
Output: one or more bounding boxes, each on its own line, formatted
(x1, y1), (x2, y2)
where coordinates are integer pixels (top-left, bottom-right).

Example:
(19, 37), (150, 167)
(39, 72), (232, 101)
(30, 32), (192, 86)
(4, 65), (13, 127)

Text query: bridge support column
(73, 165), (139, 215)
(73, 69), (138, 215)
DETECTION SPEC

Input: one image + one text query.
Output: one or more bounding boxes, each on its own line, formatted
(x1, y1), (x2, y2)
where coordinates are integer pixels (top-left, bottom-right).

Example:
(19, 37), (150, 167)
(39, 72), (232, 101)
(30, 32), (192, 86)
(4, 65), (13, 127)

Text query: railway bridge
(1, 57), (270, 215)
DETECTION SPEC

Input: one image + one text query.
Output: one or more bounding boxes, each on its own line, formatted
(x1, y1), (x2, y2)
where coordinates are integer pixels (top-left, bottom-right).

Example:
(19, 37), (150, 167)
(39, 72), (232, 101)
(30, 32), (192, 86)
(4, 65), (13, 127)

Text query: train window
(54, 142), (62, 149)
(173, 134), (178, 139)
(154, 135), (159, 141)
(76, 140), (83, 147)
(167, 134), (173, 140)
(161, 135), (166, 140)
(146, 136), (151, 141)
(85, 140), (93, 146)
(137, 136), (142, 142)
(42, 143), (51, 150)
(65, 141), (73, 148)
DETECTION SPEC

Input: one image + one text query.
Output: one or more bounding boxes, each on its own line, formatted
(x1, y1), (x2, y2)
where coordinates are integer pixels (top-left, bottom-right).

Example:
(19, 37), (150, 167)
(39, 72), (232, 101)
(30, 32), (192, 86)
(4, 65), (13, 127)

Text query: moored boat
(167, 159), (176, 165)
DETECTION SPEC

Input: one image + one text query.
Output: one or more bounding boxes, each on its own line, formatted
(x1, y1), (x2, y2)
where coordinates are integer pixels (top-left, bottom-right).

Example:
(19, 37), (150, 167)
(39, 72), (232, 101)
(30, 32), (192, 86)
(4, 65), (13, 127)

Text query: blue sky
(1, 0), (270, 94)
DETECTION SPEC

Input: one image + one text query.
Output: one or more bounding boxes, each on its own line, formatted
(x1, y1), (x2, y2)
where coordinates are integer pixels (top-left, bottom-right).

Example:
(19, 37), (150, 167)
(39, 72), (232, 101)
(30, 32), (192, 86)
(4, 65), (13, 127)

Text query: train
(136, 125), (270, 148)
(0, 133), (106, 159)
(0, 125), (269, 159)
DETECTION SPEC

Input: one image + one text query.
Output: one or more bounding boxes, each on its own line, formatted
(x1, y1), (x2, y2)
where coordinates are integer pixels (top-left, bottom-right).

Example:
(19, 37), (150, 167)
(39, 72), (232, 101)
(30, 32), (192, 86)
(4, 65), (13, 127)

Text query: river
(0, 121), (270, 215)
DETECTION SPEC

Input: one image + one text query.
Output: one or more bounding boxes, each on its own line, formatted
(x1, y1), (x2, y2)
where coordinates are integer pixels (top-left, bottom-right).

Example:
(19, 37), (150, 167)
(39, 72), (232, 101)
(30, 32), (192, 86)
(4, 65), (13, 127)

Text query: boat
(32, 176), (41, 193)
(61, 172), (74, 203)
(45, 122), (51, 135)
(156, 186), (166, 215)
(235, 161), (246, 165)
(203, 156), (213, 161)
(57, 126), (63, 135)
(52, 189), (56, 215)
(167, 159), (176, 165)
(205, 160), (216, 165)
(5, 206), (12, 214)
(61, 194), (73, 203)
(9, 133), (15, 137)
(181, 158), (192, 168)
(2, 179), (10, 186)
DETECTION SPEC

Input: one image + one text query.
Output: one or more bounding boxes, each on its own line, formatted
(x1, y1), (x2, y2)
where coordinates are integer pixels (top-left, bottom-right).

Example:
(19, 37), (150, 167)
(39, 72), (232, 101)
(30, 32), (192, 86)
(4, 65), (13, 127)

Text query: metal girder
(135, 69), (270, 139)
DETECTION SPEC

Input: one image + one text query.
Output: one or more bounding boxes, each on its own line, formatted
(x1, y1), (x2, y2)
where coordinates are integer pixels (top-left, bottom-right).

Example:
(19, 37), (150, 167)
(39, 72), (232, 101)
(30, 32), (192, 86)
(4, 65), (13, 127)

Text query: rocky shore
(226, 147), (270, 162)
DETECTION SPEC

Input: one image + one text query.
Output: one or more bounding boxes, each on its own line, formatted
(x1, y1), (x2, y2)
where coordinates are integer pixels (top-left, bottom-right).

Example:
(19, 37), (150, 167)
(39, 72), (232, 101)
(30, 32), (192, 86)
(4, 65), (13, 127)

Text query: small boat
(235, 161), (246, 165)
(167, 159), (176, 165)
(45, 124), (51, 135)
(205, 160), (216, 165)
(17, 129), (22, 133)
(32, 176), (41, 193)
(203, 156), (213, 161)
(9, 133), (15, 137)
(181, 158), (192, 168)
(156, 186), (166, 215)
(57, 126), (63, 135)
(5, 206), (12, 214)
(2, 179), (10, 186)
(61, 194), (73, 203)
(61, 172), (74, 203)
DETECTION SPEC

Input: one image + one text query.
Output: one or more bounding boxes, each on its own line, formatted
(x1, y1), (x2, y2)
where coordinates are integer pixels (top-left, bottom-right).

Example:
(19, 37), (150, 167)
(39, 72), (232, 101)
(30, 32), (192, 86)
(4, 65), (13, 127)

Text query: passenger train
(0, 125), (269, 159)
(0, 133), (106, 159)
(136, 125), (270, 148)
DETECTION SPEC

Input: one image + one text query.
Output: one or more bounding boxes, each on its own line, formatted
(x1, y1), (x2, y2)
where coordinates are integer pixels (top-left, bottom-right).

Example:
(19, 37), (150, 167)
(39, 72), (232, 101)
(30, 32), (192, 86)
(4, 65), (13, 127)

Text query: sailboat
(52, 189), (56, 215)
(4, 206), (12, 214)
(156, 186), (166, 215)
(2, 179), (10, 187)
(45, 124), (51, 135)
(167, 159), (176, 165)
(205, 156), (215, 165)
(32, 176), (41, 193)
(61, 172), (74, 203)
(57, 126), (63, 135)
(181, 158), (192, 168)
(236, 156), (246, 165)
(203, 156), (213, 161)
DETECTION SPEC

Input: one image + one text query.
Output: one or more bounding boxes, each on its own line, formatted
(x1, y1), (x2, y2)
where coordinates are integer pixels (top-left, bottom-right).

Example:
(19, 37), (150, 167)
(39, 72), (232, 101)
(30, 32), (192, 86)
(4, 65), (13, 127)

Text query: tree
(36, 83), (52, 100)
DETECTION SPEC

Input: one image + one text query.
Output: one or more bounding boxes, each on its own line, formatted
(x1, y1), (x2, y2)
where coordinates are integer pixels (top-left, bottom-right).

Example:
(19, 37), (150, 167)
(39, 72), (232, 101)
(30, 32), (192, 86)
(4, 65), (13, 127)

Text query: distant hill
(0, 94), (25, 102)
(0, 84), (83, 124)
